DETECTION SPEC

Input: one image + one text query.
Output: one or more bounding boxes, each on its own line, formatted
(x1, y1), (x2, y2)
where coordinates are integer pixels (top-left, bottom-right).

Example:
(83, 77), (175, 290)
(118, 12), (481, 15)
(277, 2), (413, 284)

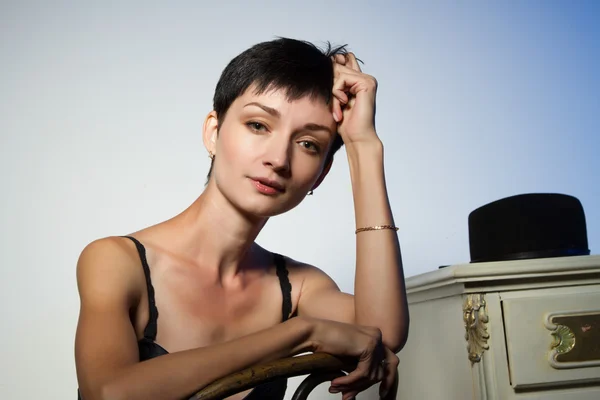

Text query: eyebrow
(302, 123), (334, 135)
(244, 102), (280, 117)
(243, 102), (334, 135)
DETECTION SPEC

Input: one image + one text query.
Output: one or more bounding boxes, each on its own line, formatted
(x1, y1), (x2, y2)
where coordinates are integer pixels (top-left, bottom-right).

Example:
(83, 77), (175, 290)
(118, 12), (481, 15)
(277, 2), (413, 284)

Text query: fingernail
(333, 112), (339, 122)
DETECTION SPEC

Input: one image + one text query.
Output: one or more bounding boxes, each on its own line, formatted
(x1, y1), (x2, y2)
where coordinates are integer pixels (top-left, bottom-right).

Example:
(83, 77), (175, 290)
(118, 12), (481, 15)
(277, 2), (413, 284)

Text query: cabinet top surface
(406, 254), (600, 291)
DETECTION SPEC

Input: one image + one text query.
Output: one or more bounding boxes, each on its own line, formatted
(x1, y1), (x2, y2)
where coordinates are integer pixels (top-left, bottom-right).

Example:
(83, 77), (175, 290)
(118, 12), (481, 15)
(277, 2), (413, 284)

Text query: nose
(263, 137), (291, 175)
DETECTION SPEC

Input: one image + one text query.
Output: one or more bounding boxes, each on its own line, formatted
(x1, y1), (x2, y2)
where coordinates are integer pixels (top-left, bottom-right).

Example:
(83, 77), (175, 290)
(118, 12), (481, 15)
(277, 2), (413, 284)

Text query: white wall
(1, 1), (598, 399)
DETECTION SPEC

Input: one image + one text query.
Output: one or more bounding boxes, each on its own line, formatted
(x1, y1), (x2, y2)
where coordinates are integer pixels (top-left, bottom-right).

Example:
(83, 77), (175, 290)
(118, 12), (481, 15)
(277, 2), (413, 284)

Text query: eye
(246, 121), (267, 132)
(298, 140), (320, 153)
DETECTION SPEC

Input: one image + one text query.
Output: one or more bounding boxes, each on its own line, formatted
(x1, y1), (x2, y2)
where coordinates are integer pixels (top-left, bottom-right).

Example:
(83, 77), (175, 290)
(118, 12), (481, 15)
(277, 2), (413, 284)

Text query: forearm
(98, 317), (314, 400)
(346, 139), (409, 352)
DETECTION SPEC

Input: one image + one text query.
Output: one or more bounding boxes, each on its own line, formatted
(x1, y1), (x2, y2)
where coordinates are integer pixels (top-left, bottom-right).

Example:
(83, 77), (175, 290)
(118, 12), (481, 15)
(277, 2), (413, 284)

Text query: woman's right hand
(307, 317), (399, 400)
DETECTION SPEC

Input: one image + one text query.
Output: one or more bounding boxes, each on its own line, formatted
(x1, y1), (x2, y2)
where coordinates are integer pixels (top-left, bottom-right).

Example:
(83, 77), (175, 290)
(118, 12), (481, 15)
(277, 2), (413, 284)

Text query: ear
(202, 111), (219, 156)
(311, 158), (333, 191)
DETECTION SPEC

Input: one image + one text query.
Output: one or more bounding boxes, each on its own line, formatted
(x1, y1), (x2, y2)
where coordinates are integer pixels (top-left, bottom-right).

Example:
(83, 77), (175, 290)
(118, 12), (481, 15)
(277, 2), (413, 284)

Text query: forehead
(231, 85), (333, 123)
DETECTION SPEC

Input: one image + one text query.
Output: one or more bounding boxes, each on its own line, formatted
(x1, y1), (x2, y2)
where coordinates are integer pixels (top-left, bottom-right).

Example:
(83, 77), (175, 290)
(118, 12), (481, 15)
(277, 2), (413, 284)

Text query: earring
(307, 190), (314, 196)
(208, 151), (215, 160)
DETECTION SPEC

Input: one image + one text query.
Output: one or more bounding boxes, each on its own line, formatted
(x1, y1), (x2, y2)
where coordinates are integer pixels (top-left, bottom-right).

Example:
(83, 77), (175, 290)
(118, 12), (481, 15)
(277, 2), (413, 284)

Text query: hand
(331, 53), (380, 145)
(308, 318), (399, 400)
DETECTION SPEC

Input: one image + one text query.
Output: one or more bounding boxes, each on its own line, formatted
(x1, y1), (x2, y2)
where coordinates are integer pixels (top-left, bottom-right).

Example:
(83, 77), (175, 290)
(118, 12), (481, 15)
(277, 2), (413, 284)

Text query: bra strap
(122, 236), (159, 340)
(273, 253), (293, 322)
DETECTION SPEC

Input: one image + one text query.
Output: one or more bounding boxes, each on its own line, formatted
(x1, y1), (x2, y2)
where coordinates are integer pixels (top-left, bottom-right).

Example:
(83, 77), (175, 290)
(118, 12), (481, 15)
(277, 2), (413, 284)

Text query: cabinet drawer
(501, 289), (600, 390)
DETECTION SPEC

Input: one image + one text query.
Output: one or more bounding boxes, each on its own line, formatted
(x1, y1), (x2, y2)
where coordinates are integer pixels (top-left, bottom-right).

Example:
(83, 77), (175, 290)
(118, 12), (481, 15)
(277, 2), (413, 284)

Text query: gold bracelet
(355, 225), (399, 234)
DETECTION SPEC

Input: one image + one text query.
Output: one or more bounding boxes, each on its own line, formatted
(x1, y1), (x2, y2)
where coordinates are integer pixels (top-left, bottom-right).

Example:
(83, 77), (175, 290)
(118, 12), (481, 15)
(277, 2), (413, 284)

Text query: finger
(331, 361), (370, 387)
(331, 78), (350, 122)
(346, 52), (362, 72)
(380, 370), (398, 400)
(375, 364), (385, 382)
(332, 74), (354, 100)
(332, 88), (349, 105)
(330, 384), (364, 398)
(332, 378), (369, 399)
(334, 357), (384, 393)
(333, 65), (377, 94)
(334, 376), (378, 400)
(379, 350), (399, 399)
(366, 353), (382, 381)
(374, 358), (388, 383)
(331, 379), (365, 394)
(342, 390), (359, 400)
(333, 53), (347, 65)
(333, 62), (362, 77)
(331, 370), (362, 387)
(331, 94), (343, 122)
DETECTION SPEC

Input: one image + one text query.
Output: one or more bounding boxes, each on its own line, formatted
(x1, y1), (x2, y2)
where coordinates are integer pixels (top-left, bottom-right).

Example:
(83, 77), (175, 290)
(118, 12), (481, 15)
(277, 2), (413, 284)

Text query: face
(204, 86), (337, 218)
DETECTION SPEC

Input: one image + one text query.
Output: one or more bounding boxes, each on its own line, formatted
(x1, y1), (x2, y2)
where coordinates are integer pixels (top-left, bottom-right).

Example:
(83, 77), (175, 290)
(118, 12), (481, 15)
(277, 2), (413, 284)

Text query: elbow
(383, 317), (410, 354)
(78, 385), (121, 400)
(97, 381), (127, 400)
(384, 335), (407, 354)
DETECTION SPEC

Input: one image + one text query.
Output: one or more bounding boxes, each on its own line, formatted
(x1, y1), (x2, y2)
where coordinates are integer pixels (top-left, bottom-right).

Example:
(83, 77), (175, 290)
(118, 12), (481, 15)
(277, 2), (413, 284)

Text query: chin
(245, 199), (301, 218)
(232, 193), (304, 219)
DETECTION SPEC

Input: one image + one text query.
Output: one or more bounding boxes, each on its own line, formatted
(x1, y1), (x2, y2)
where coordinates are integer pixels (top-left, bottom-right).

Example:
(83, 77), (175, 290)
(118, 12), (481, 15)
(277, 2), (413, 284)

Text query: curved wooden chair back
(191, 353), (354, 400)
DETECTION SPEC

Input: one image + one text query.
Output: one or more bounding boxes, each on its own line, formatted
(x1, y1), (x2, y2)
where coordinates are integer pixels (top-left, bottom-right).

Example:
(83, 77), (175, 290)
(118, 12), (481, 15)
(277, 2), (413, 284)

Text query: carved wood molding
(463, 293), (490, 364)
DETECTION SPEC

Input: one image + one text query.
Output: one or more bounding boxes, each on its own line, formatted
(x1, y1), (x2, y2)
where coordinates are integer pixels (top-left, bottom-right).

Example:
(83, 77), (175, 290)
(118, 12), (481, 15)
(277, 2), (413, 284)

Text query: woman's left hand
(331, 53), (380, 145)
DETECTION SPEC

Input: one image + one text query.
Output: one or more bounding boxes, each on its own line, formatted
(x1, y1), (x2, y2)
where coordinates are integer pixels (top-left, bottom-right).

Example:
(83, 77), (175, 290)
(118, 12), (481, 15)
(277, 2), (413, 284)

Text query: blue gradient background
(1, 1), (598, 398)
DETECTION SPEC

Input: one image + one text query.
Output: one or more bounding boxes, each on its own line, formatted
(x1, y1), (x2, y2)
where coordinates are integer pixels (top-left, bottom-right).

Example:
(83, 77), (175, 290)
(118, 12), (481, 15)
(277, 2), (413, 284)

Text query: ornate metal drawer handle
(545, 311), (600, 369)
(550, 325), (576, 355)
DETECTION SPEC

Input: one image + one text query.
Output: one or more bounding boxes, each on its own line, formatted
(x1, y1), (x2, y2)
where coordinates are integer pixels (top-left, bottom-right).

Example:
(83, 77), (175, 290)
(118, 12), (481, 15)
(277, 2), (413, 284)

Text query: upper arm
(293, 262), (356, 324)
(74, 237), (142, 398)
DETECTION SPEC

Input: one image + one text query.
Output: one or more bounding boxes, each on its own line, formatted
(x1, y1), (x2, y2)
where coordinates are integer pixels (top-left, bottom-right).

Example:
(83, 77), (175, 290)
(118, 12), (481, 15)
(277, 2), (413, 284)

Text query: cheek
(217, 126), (254, 167)
(291, 154), (326, 182)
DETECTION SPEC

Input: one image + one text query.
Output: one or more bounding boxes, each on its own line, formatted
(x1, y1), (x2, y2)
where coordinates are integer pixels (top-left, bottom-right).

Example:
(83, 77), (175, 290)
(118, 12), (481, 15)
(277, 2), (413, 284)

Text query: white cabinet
(395, 255), (600, 400)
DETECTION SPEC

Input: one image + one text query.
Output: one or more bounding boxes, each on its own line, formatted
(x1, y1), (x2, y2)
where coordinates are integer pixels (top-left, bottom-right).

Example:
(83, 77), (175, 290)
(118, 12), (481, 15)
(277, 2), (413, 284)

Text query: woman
(75, 38), (409, 400)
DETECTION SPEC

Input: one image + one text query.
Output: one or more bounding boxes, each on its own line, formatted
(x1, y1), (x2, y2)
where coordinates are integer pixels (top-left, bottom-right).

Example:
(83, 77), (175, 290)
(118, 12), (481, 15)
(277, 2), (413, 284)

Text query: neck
(166, 181), (269, 282)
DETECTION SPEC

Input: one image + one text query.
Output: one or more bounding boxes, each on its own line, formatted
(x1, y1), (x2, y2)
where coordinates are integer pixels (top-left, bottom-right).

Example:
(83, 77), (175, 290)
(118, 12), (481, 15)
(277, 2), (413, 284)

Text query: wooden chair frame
(191, 353), (354, 400)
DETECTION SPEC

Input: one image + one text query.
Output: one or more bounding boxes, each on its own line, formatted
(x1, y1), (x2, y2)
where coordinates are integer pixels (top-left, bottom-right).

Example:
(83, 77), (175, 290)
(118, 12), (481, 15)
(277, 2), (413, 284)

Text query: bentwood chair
(191, 353), (354, 400)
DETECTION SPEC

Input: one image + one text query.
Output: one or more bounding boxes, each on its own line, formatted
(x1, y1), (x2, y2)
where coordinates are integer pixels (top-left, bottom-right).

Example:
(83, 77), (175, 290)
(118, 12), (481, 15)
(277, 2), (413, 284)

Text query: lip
(249, 177), (286, 193)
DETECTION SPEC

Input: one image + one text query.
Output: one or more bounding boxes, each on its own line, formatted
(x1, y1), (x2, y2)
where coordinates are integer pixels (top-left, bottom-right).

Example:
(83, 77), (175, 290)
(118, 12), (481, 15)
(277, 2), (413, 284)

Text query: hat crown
(468, 193), (590, 263)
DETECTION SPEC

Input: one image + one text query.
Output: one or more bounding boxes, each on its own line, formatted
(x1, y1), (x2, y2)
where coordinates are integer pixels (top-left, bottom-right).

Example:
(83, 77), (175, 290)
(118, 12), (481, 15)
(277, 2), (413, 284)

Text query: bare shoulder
(276, 253), (355, 323)
(277, 254), (341, 293)
(76, 236), (143, 307)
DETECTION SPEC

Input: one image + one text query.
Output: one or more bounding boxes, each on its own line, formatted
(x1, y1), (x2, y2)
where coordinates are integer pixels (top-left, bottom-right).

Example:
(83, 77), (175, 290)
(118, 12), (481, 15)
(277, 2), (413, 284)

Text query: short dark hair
(207, 37), (349, 181)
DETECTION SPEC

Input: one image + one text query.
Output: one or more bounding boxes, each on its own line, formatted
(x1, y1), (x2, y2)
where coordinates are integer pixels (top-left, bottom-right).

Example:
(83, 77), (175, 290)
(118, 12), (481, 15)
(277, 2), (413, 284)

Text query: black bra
(78, 235), (294, 400)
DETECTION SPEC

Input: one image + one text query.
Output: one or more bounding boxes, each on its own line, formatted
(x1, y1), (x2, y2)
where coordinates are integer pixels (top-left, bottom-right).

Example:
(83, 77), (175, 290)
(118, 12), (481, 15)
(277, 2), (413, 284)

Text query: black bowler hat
(468, 193), (590, 263)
